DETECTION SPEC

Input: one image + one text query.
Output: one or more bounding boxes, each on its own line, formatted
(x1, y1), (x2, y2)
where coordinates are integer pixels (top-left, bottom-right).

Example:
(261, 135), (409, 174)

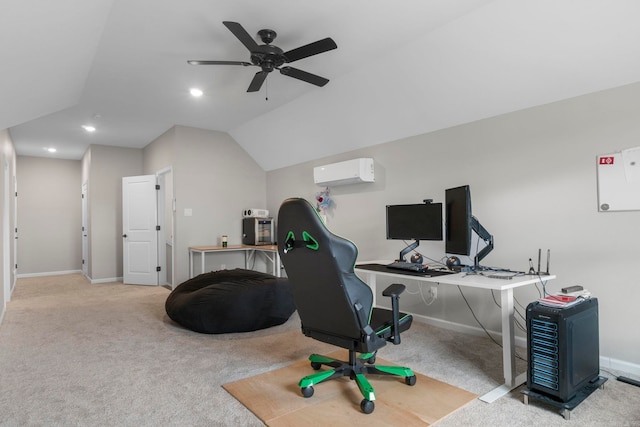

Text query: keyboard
(386, 261), (429, 273)
(385, 262), (455, 277)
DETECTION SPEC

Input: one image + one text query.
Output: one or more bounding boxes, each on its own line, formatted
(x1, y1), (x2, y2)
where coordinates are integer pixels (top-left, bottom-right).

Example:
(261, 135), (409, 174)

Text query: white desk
(354, 263), (555, 403)
(189, 244), (281, 278)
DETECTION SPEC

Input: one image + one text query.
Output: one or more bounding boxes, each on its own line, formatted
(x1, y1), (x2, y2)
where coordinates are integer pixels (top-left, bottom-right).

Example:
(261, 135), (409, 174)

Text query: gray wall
(16, 156), (81, 275)
(144, 125), (267, 284)
(266, 82), (640, 373)
(15, 125), (264, 285)
(82, 145), (143, 281)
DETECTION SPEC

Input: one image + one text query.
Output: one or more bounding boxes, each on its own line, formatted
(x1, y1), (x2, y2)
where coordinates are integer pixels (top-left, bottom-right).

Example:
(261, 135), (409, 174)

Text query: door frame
(156, 166), (174, 288)
(3, 159), (10, 303)
(12, 173), (17, 294)
(81, 182), (88, 277)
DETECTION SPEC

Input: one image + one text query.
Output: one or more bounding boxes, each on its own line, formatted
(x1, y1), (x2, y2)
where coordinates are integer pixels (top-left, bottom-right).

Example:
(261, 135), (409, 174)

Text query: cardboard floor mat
(223, 350), (476, 426)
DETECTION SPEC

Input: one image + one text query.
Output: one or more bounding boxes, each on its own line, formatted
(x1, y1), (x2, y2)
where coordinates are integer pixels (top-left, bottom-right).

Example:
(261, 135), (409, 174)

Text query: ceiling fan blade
(187, 60), (252, 66)
(223, 21), (260, 52)
(283, 38), (337, 63)
(279, 66), (329, 87)
(247, 71), (269, 92)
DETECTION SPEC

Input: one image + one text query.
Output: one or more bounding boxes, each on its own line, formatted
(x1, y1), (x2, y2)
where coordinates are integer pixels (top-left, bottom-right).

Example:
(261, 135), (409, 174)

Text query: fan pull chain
(265, 78), (269, 101)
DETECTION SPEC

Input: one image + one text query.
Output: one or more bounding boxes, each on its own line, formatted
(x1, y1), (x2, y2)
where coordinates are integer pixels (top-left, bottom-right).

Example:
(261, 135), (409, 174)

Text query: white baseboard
(412, 312), (528, 348)
(89, 276), (123, 284)
(600, 356), (640, 377)
(412, 313), (640, 378)
(16, 270), (83, 278)
(16, 271), (127, 285)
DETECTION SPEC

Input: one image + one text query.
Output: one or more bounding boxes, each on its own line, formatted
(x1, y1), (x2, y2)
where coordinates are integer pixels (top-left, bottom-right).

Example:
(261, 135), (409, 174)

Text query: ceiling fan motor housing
(251, 44), (285, 71)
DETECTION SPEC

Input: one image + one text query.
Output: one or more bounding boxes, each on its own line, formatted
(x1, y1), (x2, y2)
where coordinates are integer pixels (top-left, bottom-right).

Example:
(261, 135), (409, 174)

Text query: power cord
(404, 282), (437, 306)
(490, 290), (528, 333)
(456, 286), (502, 348)
(598, 367), (640, 388)
(457, 285), (527, 361)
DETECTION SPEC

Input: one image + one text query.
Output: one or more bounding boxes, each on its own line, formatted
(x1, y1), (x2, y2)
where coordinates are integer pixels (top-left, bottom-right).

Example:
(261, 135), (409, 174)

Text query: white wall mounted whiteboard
(597, 146), (640, 212)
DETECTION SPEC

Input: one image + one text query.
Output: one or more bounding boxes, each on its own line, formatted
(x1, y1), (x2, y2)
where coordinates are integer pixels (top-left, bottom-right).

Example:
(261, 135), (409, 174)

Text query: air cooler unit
(313, 158), (375, 186)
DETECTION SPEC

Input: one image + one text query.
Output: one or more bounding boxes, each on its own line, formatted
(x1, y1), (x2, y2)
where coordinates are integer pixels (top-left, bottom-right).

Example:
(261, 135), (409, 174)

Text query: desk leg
(275, 252), (281, 277)
(262, 250), (275, 276)
(501, 288), (517, 386)
(189, 250), (193, 278)
(201, 252), (205, 276)
(254, 249), (281, 277)
(479, 288), (525, 403)
(267, 251), (280, 277)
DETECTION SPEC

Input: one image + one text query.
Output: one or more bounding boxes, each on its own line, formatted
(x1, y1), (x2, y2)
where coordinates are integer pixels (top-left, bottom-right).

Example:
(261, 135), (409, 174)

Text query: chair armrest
(382, 283), (406, 298)
(382, 283), (406, 345)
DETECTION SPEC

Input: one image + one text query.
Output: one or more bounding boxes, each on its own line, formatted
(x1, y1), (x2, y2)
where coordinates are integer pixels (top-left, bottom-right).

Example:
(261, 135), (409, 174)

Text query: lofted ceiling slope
(4, 1), (640, 170)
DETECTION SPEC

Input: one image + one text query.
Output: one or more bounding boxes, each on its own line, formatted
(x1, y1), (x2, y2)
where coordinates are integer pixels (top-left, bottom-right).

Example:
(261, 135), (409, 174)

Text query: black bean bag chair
(165, 268), (295, 334)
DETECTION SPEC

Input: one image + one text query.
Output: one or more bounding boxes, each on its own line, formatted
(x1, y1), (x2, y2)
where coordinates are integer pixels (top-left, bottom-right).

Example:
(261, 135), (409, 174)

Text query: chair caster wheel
(405, 375), (417, 386)
(360, 399), (375, 414)
(310, 362), (322, 370)
(366, 355), (376, 364)
(301, 386), (314, 398)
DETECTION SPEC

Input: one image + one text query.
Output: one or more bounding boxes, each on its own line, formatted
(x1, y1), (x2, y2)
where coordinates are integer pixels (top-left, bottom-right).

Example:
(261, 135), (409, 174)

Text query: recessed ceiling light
(82, 125), (96, 132)
(190, 88), (204, 97)
(43, 147), (57, 153)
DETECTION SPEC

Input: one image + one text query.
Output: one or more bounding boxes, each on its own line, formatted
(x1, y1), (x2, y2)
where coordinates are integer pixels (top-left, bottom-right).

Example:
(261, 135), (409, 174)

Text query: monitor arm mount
(398, 240), (419, 263)
(471, 216), (493, 270)
(397, 199), (433, 262)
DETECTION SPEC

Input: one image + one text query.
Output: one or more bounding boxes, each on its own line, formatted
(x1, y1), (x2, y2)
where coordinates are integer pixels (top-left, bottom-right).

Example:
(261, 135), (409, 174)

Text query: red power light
(599, 156), (615, 165)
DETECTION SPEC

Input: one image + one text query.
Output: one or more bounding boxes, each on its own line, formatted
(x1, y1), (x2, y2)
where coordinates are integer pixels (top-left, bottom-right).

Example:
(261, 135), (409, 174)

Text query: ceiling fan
(188, 21), (337, 93)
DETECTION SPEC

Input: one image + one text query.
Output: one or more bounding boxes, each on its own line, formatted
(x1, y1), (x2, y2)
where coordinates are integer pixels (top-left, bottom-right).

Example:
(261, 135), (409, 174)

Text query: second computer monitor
(445, 185), (472, 256)
(445, 184), (494, 268)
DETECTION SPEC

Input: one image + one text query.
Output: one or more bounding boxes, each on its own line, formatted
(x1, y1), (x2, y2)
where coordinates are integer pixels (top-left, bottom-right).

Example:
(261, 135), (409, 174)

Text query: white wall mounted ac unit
(313, 158), (375, 186)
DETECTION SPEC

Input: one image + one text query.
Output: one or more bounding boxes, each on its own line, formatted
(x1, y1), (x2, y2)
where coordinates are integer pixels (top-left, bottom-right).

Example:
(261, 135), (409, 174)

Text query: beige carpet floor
(1, 273), (638, 426)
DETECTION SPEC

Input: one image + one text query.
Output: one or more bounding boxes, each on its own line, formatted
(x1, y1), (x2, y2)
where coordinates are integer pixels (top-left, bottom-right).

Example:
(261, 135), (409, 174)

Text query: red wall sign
(599, 156), (615, 165)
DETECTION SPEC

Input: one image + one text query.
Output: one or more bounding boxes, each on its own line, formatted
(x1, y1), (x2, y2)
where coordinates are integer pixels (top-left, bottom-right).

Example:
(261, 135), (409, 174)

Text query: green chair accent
(277, 197), (416, 414)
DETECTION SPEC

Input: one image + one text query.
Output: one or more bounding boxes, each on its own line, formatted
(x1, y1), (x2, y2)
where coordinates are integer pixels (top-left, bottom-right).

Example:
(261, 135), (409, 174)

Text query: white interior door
(123, 175), (158, 285)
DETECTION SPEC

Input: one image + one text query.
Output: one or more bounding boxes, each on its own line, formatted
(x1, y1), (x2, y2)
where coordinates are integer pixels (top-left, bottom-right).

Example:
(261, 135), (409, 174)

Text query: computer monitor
(445, 185), (493, 269)
(386, 202), (442, 262)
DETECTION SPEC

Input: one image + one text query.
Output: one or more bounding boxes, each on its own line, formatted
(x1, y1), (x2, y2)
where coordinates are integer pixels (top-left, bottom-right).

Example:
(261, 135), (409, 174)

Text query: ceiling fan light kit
(188, 21), (337, 93)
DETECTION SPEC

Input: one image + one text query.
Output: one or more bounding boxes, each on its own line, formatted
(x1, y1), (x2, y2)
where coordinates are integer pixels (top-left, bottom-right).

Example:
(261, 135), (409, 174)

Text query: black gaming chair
(277, 197), (416, 414)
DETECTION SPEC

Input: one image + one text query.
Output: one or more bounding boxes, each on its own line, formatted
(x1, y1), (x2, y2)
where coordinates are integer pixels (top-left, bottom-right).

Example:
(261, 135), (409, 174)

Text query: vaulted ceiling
(3, 1), (640, 170)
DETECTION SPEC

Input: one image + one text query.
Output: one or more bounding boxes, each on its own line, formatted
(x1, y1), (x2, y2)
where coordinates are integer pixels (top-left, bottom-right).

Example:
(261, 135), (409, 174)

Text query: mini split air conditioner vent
(313, 158), (375, 186)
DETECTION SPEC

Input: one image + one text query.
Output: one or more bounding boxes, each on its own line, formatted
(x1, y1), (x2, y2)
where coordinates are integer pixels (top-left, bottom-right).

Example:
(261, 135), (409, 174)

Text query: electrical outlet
(429, 286), (437, 299)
